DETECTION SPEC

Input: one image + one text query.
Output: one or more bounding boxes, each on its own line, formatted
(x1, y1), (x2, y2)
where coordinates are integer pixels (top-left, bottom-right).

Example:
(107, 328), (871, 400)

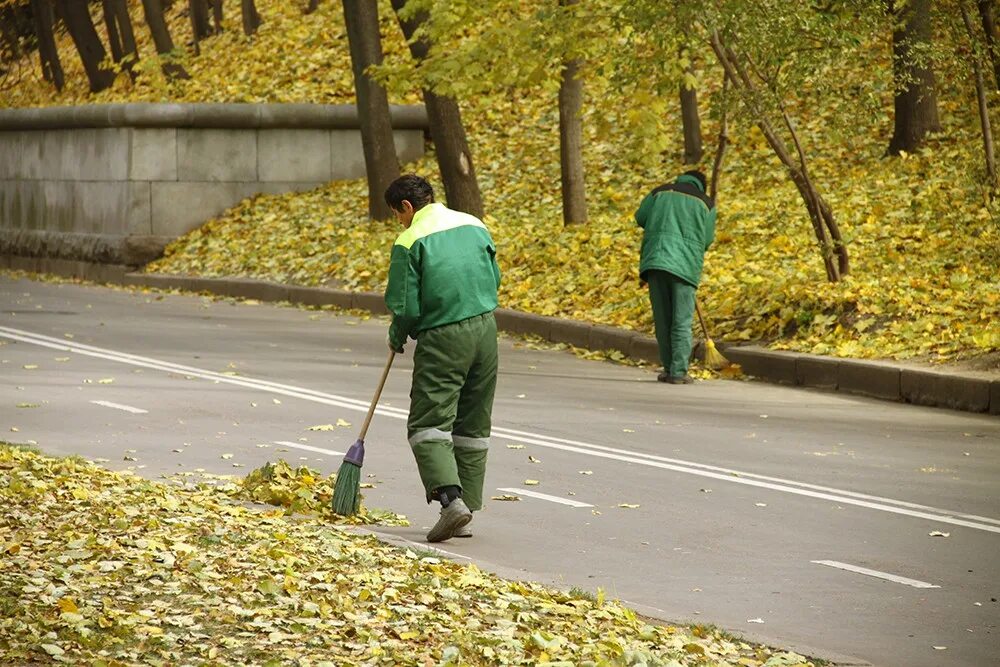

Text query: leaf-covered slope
(5, 0), (998, 362)
(147, 106), (1000, 362)
(0, 445), (814, 666)
(2, 0), (417, 107)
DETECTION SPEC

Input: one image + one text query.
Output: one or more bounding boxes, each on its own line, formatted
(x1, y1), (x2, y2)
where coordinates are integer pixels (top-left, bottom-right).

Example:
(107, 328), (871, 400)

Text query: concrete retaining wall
(0, 103), (428, 265)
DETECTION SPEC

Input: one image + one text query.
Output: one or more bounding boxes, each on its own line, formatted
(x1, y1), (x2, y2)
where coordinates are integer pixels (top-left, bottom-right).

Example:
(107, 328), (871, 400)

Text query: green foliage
(375, 0), (601, 98)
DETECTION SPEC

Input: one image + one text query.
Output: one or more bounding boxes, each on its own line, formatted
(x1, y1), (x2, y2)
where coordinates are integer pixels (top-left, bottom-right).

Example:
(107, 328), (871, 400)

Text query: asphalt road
(2, 274), (998, 667)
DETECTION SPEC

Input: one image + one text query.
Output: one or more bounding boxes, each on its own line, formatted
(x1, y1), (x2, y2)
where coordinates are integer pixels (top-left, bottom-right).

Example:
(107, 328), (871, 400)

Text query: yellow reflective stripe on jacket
(394, 202), (487, 249)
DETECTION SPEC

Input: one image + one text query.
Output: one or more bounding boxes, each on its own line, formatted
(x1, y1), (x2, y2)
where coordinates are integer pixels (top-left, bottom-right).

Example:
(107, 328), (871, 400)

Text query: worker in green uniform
(384, 174), (501, 542)
(635, 170), (717, 384)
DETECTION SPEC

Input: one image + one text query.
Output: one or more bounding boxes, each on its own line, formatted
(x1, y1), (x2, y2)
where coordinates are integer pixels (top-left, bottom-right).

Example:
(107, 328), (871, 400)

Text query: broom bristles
(704, 338), (730, 370)
(331, 460), (362, 516)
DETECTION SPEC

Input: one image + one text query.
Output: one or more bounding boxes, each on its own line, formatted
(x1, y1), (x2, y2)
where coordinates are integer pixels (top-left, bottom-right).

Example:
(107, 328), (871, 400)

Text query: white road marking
(491, 425), (998, 524)
(3, 325), (998, 536)
(811, 560), (941, 589)
(273, 441), (343, 457)
(89, 400), (148, 414)
(954, 513), (1000, 526)
(497, 487), (594, 508)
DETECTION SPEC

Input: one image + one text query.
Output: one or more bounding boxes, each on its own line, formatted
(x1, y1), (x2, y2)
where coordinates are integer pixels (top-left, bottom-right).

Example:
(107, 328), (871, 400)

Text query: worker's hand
(386, 333), (404, 354)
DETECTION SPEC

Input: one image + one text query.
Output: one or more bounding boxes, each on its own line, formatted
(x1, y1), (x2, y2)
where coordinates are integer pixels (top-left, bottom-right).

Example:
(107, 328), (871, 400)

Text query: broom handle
(695, 299), (711, 339)
(358, 351), (395, 442)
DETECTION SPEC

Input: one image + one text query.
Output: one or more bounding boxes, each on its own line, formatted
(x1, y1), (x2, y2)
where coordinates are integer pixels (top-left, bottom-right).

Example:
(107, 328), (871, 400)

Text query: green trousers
(647, 270), (696, 377)
(407, 312), (497, 511)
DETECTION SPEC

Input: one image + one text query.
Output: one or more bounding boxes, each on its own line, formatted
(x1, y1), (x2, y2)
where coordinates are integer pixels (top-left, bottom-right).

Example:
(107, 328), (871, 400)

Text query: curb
(2, 255), (996, 416)
(722, 345), (996, 415)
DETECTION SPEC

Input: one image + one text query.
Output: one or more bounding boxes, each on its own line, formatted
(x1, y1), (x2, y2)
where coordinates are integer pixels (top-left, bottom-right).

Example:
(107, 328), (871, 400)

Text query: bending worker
(635, 169), (716, 384)
(383, 174), (501, 542)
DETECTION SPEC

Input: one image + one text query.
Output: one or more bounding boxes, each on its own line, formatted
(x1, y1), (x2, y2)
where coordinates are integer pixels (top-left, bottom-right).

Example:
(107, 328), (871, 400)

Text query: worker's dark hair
(682, 169), (708, 192)
(384, 174), (434, 212)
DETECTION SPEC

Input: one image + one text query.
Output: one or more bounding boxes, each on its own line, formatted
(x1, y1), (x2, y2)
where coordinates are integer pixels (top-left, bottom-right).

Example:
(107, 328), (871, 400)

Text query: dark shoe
(658, 372), (693, 384)
(426, 498), (472, 542)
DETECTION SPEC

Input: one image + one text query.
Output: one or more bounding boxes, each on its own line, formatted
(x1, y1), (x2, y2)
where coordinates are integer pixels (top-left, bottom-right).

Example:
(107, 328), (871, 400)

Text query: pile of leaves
(0, 444), (815, 665)
(238, 458), (407, 526)
(4, 0), (999, 363)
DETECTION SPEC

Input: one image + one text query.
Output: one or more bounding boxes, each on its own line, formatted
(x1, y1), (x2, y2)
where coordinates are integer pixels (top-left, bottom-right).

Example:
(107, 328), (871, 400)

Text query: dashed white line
(497, 487), (594, 508)
(811, 560), (941, 589)
(89, 400), (148, 414)
(273, 441), (344, 457)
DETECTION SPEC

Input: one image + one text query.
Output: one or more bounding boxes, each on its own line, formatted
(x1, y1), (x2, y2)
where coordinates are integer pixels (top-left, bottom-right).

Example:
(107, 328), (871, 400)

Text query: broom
(695, 300), (729, 370)
(331, 350), (395, 516)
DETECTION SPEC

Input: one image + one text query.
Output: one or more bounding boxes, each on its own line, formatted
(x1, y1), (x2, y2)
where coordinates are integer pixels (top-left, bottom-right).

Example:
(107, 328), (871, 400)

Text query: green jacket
(385, 202), (501, 349)
(635, 174), (717, 287)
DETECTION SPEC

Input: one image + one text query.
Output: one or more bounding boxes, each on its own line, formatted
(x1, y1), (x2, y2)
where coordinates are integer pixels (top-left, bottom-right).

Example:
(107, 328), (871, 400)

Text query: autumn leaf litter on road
(0, 444), (815, 666)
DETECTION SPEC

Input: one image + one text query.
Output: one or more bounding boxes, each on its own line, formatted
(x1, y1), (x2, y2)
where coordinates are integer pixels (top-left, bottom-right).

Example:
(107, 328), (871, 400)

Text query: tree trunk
(190, 0), (212, 52)
(709, 75), (729, 201)
(31, 0), (64, 91)
(978, 0), (1000, 88)
(140, 0), (190, 79)
(343, 0), (401, 220)
(709, 31), (848, 282)
(556, 0), (587, 225)
(211, 0), (223, 32)
(963, 2), (998, 187)
(887, 0), (942, 155)
(103, 0), (123, 62)
(55, 0), (116, 92)
(679, 42), (703, 165)
(241, 0), (261, 35)
(680, 82), (703, 164)
(305, 0), (320, 13)
(102, 0), (138, 79)
(558, 51), (588, 224)
(390, 0), (483, 217)
(0, 16), (18, 80)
